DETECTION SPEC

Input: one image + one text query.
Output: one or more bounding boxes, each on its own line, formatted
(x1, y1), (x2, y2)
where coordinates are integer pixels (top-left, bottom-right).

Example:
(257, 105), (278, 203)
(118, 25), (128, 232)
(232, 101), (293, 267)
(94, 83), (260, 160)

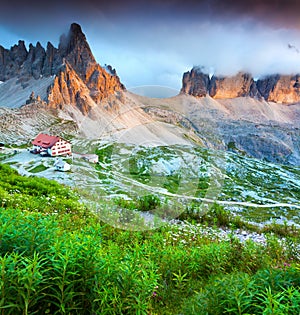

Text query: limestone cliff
(257, 74), (300, 104)
(182, 67), (300, 104)
(209, 72), (260, 99)
(181, 67), (209, 97)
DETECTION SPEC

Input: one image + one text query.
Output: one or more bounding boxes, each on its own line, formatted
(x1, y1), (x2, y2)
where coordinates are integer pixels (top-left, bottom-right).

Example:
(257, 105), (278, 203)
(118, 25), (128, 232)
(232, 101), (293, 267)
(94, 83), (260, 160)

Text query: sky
(1, 0), (300, 94)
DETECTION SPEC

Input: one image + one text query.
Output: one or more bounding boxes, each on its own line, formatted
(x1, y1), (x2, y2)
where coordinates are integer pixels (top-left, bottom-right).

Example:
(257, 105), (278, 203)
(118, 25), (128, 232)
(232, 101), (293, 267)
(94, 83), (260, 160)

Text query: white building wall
(50, 139), (72, 156)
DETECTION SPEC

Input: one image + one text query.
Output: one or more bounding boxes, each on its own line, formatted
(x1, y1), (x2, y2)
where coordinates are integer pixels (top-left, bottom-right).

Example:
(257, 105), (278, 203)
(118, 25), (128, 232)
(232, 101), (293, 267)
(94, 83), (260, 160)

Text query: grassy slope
(93, 143), (300, 227)
(0, 163), (300, 314)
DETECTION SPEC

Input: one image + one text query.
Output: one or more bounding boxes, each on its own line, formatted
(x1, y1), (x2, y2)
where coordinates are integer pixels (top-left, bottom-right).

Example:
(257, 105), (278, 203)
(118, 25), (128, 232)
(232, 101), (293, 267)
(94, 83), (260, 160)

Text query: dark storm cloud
(1, 0), (300, 42)
(74, 0), (300, 29)
(2, 0), (300, 28)
(210, 0), (300, 28)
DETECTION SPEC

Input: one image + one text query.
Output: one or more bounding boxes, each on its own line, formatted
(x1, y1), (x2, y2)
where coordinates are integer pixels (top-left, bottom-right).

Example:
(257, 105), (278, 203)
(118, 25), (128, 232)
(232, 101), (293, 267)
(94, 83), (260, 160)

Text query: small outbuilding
(54, 159), (71, 172)
(82, 154), (99, 164)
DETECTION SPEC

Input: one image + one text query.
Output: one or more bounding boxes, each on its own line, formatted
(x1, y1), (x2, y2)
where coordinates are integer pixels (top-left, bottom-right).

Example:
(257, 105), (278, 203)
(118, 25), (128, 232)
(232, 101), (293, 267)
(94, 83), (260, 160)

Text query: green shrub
(183, 267), (300, 315)
(0, 163), (300, 314)
(137, 194), (161, 211)
(0, 208), (159, 314)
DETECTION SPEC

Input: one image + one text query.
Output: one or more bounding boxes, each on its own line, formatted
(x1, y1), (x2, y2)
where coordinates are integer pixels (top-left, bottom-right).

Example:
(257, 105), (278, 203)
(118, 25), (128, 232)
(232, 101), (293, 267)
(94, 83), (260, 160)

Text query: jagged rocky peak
(59, 23), (92, 54)
(182, 66), (300, 104)
(257, 74), (300, 104)
(53, 22), (124, 104)
(25, 91), (42, 105)
(42, 42), (62, 76)
(59, 23), (96, 76)
(0, 41), (29, 81)
(10, 40), (28, 66)
(181, 67), (210, 97)
(21, 42), (46, 80)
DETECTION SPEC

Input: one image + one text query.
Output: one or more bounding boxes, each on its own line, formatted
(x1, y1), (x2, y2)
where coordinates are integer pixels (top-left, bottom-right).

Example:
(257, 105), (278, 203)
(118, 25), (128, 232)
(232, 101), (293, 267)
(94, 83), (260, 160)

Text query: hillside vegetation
(0, 163), (300, 314)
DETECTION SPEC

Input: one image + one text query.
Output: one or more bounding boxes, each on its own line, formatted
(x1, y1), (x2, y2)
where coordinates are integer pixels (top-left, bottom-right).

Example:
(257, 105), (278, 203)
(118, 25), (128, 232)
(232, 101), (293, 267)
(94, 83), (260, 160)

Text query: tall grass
(0, 163), (299, 314)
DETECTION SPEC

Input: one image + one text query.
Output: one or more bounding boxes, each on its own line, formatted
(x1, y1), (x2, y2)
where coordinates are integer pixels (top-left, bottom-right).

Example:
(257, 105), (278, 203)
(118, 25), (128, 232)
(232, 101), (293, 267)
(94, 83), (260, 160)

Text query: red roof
(32, 133), (61, 149)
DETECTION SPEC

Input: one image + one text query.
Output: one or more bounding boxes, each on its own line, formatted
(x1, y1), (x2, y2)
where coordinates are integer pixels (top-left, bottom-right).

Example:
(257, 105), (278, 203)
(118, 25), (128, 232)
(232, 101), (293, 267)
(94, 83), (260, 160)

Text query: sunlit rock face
(257, 74), (300, 104)
(49, 23), (124, 107)
(181, 68), (261, 100)
(47, 62), (95, 115)
(0, 23), (125, 113)
(209, 72), (260, 99)
(182, 67), (300, 104)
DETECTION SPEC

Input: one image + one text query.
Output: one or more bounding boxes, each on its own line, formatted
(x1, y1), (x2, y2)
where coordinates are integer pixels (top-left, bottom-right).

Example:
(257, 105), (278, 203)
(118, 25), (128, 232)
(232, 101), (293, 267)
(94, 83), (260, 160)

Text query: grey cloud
(1, 0), (300, 91)
(84, 18), (300, 89)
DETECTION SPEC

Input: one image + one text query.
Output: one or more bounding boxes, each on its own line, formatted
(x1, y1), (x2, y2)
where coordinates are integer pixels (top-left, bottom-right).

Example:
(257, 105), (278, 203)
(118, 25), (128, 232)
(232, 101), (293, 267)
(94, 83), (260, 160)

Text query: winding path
(110, 170), (300, 210)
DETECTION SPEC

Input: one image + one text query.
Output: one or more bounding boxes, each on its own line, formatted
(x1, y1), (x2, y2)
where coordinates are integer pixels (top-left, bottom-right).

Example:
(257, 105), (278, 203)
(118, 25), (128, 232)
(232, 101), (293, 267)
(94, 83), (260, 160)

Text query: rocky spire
(10, 40), (28, 66)
(0, 41), (28, 81)
(19, 42), (46, 80)
(42, 42), (62, 76)
(181, 67), (210, 97)
(59, 23), (96, 78)
(55, 22), (124, 104)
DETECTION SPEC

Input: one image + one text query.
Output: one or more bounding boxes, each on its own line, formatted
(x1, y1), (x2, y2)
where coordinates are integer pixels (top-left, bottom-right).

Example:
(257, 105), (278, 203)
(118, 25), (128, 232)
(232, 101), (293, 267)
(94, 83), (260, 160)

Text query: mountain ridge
(181, 67), (300, 104)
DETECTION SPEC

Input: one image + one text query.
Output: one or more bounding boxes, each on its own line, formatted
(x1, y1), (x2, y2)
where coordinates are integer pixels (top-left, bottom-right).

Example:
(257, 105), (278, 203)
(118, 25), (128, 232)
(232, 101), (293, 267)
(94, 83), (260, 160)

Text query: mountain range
(0, 23), (299, 165)
(0, 23), (124, 113)
(181, 67), (300, 104)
